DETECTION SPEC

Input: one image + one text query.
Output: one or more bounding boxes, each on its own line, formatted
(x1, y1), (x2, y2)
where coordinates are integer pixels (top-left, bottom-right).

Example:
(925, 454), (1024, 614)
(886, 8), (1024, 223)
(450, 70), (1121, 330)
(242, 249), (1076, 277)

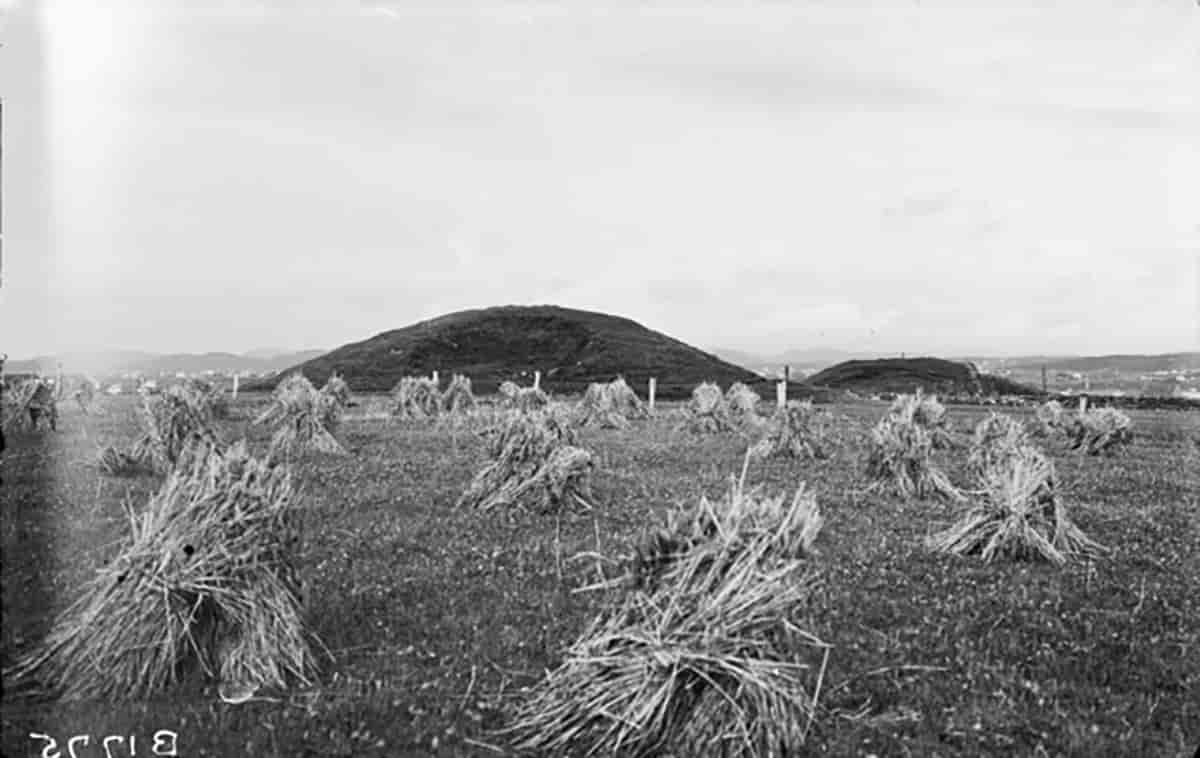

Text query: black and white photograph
(1, 0), (1198, 755)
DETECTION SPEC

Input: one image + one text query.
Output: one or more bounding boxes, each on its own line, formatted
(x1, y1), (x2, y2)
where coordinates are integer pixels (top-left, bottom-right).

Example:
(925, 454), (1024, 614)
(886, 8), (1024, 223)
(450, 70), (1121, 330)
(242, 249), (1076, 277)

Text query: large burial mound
(807, 357), (1039, 397)
(264, 305), (762, 399)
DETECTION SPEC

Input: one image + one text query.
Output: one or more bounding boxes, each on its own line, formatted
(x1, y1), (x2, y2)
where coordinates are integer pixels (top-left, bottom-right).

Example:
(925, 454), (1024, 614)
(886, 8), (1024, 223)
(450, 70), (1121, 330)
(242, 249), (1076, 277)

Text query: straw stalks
(750, 400), (830, 461)
(441, 374), (476, 414)
(73, 379), (98, 415)
(725, 382), (763, 428)
(181, 378), (229, 420)
(1068, 407), (1133, 456)
(864, 416), (962, 501)
(1031, 400), (1066, 439)
(97, 444), (157, 478)
(256, 373), (348, 459)
(681, 382), (735, 434)
(128, 388), (224, 474)
(6, 440), (319, 700)
(926, 446), (1105, 564)
(966, 412), (1031, 479)
(887, 389), (953, 449)
(576, 377), (647, 429)
(458, 409), (593, 512)
(499, 380), (550, 412)
(507, 465), (829, 756)
(3, 378), (58, 432)
(391, 376), (442, 420)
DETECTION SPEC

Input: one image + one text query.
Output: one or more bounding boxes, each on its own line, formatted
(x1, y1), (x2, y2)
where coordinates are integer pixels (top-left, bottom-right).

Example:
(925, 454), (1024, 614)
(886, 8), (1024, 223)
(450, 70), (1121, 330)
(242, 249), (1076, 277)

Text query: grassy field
(2, 394), (1198, 757)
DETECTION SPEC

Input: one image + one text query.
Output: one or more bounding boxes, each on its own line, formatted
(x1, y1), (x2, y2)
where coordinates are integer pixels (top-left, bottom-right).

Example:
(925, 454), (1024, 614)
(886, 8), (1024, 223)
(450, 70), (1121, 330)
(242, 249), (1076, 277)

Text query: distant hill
(807, 357), (1039, 396)
(262, 305), (763, 398)
(6, 349), (326, 377)
(1001, 352), (1200, 373)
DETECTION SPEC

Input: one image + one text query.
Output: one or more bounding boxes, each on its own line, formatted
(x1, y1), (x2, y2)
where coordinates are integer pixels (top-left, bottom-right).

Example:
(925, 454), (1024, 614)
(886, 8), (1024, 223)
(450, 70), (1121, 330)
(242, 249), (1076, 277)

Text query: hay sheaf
(864, 416), (962, 501)
(887, 389), (953, 449)
(131, 388), (224, 473)
(180, 377), (230, 420)
(750, 400), (830, 461)
(3, 378), (58, 431)
(97, 444), (157, 478)
(1031, 400), (1066, 438)
(499, 381), (550, 412)
(927, 446), (1105, 565)
(507, 467), (829, 756)
(724, 382), (762, 428)
(72, 379), (99, 415)
(6, 441), (319, 701)
(1068, 407), (1133, 456)
(458, 409), (593, 512)
(256, 373), (348, 459)
(441, 374), (476, 415)
(967, 412), (1031, 479)
(391, 376), (442, 420)
(576, 377), (647, 429)
(680, 382), (736, 434)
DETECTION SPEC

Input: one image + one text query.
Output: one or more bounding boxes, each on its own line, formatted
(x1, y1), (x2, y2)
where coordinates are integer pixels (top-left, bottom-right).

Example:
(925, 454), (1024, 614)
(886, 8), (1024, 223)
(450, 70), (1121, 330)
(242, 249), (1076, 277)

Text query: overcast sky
(2, 0), (1198, 360)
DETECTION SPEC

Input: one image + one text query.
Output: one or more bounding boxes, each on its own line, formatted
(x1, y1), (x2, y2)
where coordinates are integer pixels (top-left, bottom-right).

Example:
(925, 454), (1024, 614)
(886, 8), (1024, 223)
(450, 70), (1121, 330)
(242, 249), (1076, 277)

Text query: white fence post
(232, 374), (240, 399)
(1078, 396), (1087, 415)
(432, 370), (439, 386)
(776, 380), (786, 410)
(533, 370), (541, 390)
(648, 377), (657, 412)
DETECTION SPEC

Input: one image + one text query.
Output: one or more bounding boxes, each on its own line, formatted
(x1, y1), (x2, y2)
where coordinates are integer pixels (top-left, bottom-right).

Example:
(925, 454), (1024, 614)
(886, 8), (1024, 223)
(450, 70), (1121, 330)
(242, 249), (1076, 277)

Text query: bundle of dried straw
(750, 400), (830, 461)
(1068, 407), (1133, 456)
(508, 463), (829, 756)
(864, 415), (961, 501)
(886, 388), (953, 449)
(681, 381), (735, 434)
(724, 382), (762, 427)
(99, 386), (224, 476)
(3, 378), (58, 432)
(391, 376), (442, 420)
(499, 380), (550, 412)
(7, 440), (320, 700)
(966, 412), (1031, 479)
(927, 445), (1105, 564)
(256, 373), (348, 459)
(441, 374), (476, 414)
(576, 377), (647, 429)
(458, 408), (593, 511)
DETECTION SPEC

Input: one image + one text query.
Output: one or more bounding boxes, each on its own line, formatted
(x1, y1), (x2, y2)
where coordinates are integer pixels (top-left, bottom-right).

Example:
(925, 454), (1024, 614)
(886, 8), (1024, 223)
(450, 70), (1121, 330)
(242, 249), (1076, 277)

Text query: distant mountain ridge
(996, 353), (1200, 373)
(5, 349), (326, 377)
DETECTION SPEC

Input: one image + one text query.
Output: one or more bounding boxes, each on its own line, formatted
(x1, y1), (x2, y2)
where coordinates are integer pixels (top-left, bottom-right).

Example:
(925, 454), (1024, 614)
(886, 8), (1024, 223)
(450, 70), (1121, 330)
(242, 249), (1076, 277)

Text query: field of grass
(2, 394), (1198, 757)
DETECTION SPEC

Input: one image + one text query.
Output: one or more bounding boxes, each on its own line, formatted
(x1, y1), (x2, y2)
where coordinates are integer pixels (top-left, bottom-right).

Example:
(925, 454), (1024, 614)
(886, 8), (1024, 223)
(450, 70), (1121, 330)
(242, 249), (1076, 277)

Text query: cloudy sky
(1, 0), (1198, 359)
